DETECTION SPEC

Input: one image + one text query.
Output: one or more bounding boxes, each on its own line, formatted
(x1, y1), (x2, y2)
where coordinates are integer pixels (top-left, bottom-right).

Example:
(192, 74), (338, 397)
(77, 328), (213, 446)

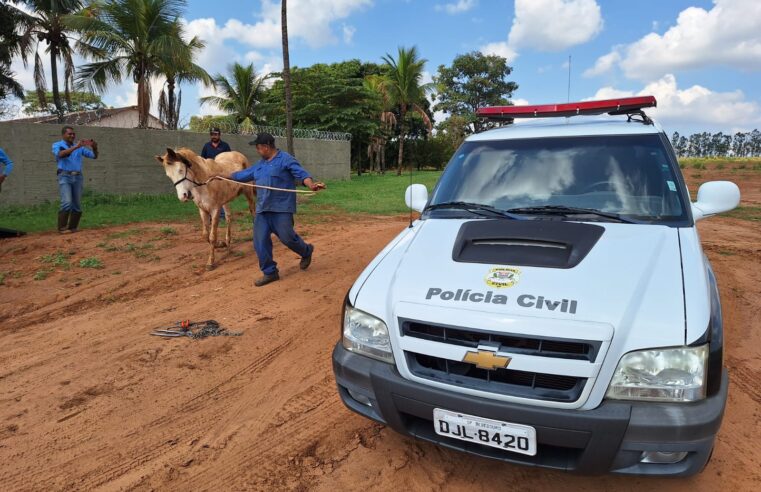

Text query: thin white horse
(156, 147), (255, 269)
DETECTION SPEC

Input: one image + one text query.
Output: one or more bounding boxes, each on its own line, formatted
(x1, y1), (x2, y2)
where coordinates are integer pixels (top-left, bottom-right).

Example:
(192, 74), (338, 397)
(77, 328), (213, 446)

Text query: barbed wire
(187, 119), (352, 141)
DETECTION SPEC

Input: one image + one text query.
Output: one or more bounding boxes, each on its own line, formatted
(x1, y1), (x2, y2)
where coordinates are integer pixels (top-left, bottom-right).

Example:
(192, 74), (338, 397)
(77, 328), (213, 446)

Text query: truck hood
(370, 219), (687, 348)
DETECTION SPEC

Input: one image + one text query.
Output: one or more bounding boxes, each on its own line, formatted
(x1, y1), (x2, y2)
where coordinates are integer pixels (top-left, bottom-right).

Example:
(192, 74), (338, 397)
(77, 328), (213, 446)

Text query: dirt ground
(1, 168), (760, 491)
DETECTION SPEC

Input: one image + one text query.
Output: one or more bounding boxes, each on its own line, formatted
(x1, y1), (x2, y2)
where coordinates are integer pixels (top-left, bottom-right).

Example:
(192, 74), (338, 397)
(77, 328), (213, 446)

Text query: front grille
(400, 319), (597, 402)
(402, 320), (600, 362)
(406, 352), (584, 402)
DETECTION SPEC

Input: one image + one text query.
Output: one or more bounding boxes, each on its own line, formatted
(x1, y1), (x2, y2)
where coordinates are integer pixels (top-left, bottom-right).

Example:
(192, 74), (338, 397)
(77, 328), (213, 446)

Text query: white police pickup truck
(332, 97), (741, 476)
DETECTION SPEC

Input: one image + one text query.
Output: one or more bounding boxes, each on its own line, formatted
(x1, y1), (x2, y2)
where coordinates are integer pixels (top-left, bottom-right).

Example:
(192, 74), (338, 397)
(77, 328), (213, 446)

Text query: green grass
(0, 272), (5, 286)
(79, 257), (104, 269)
(40, 251), (71, 268)
(34, 270), (51, 281)
(725, 206), (761, 222)
(0, 172), (443, 233)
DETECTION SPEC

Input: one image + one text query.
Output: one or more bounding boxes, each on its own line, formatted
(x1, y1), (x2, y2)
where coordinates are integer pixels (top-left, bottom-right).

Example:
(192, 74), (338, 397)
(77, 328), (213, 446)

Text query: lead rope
(206, 176), (319, 194)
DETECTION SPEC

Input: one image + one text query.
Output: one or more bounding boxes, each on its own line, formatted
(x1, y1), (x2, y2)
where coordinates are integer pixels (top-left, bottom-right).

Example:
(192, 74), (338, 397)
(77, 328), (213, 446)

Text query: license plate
(433, 408), (537, 456)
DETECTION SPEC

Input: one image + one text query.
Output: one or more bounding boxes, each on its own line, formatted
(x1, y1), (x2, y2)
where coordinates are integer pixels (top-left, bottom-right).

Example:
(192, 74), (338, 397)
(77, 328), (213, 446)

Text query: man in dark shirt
(200, 127), (232, 221)
(200, 127), (231, 159)
(212, 132), (325, 287)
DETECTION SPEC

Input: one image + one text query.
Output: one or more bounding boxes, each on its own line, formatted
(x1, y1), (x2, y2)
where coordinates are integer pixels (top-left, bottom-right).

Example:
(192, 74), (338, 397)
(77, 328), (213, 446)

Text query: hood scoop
(452, 220), (604, 269)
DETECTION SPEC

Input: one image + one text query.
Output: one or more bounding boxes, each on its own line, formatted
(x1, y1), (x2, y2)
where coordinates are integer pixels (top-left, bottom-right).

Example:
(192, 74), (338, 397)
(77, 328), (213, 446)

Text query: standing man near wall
(211, 132), (325, 287)
(0, 147), (13, 194)
(53, 126), (99, 233)
(201, 127), (232, 221)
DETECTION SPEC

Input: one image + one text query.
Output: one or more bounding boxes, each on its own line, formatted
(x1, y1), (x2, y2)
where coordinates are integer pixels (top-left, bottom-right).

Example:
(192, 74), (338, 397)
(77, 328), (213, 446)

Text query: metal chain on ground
(150, 320), (243, 339)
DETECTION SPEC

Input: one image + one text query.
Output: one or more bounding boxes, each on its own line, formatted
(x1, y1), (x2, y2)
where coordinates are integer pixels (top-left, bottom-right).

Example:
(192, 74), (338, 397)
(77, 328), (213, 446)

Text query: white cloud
(507, 0), (602, 52)
(480, 0), (602, 61)
(342, 24), (356, 44)
(480, 41), (518, 61)
(512, 98), (529, 106)
(583, 50), (621, 77)
(587, 74), (761, 129)
(587, 0), (761, 80)
(435, 0), (478, 15)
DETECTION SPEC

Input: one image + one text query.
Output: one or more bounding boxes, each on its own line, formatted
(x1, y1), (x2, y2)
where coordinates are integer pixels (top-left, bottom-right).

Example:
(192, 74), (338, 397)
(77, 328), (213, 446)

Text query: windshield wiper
(505, 205), (637, 223)
(425, 201), (522, 220)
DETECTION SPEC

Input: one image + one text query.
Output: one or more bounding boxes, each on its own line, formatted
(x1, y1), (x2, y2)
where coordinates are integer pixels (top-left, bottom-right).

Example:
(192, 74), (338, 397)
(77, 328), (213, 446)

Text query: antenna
(408, 160), (414, 228)
(567, 55), (572, 103)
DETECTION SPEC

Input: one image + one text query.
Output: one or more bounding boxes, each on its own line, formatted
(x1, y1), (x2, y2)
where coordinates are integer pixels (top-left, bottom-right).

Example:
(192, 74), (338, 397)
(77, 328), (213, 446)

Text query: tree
(200, 62), (269, 125)
(364, 74), (396, 174)
(281, 0), (294, 155)
(69, 0), (190, 128)
(158, 20), (212, 130)
(12, 0), (86, 121)
(0, 1), (25, 101)
(22, 89), (105, 114)
(381, 46), (433, 175)
(434, 51), (518, 133)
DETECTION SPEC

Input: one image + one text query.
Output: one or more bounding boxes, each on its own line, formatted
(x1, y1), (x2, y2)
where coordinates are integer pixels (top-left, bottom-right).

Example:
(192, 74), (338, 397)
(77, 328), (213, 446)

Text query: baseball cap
(210, 127), (221, 134)
(249, 132), (276, 147)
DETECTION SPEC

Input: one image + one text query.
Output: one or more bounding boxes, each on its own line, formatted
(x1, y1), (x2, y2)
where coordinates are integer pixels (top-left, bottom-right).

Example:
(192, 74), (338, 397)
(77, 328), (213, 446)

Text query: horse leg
(223, 203), (232, 250)
(207, 207), (220, 270)
(245, 188), (256, 216)
(199, 208), (210, 242)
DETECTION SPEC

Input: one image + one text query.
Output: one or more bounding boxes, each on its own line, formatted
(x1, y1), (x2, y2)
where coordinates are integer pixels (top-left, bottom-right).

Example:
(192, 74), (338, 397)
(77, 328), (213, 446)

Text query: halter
(172, 161), (206, 188)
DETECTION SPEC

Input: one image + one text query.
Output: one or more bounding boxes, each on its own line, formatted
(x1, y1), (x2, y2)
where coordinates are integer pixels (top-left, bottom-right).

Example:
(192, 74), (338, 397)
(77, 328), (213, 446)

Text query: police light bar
(477, 96), (657, 120)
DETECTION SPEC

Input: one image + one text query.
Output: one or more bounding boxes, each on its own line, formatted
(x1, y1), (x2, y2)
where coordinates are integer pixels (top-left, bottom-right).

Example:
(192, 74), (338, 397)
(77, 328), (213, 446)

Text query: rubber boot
(58, 211), (71, 233)
(68, 211), (82, 233)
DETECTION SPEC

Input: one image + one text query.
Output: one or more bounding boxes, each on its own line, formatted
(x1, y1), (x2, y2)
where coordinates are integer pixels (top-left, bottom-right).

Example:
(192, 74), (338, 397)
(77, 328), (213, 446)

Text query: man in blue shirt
(52, 126), (99, 233)
(213, 132), (325, 287)
(0, 147), (13, 194)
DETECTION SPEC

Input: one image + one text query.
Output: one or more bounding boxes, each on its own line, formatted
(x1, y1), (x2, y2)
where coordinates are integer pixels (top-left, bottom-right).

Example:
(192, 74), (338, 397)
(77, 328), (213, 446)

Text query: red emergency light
(477, 96), (657, 121)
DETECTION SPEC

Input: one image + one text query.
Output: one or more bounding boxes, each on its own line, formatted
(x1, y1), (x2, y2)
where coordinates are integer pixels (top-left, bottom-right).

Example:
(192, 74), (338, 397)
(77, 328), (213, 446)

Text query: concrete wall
(0, 122), (350, 206)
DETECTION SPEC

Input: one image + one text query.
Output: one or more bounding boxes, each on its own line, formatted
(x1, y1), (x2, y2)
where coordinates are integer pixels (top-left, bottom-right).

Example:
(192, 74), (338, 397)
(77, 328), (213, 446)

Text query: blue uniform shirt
(230, 150), (311, 214)
(0, 148), (13, 175)
(52, 140), (96, 172)
(201, 140), (231, 159)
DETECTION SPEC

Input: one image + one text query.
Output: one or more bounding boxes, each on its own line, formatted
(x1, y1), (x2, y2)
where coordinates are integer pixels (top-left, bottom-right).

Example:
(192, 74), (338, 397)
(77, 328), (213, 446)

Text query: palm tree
(67, 0), (189, 128)
(13, 0), (85, 121)
(281, 0), (294, 155)
(381, 46), (433, 175)
(158, 20), (212, 130)
(199, 62), (268, 126)
(363, 74), (396, 174)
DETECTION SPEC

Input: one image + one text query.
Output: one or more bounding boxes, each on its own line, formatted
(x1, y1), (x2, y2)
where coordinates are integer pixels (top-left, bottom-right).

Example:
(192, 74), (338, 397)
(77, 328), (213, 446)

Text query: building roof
(11, 106), (165, 127)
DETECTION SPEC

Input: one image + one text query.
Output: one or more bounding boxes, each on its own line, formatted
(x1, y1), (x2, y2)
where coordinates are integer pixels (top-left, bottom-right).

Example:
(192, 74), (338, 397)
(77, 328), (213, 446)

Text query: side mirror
(691, 181), (740, 221)
(405, 184), (428, 213)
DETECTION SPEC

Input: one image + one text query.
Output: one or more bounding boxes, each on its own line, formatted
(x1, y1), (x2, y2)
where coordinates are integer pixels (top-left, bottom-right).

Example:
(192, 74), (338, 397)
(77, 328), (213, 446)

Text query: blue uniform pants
(254, 212), (310, 275)
(58, 173), (84, 212)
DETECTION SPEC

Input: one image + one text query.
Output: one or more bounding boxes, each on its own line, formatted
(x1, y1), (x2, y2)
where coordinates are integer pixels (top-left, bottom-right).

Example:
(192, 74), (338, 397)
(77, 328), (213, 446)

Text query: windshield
(428, 134), (687, 223)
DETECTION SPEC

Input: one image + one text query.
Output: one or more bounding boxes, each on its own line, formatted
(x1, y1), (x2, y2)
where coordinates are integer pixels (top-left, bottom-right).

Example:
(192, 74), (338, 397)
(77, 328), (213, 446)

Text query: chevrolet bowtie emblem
(462, 348), (511, 371)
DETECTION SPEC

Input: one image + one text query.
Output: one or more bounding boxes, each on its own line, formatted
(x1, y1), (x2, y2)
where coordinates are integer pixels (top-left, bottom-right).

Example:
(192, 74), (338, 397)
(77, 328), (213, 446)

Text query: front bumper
(332, 344), (728, 476)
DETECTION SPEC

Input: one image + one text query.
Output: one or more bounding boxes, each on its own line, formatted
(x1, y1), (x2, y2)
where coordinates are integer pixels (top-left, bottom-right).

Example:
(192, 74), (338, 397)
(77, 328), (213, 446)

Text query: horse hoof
(206, 264), (215, 271)
(214, 241), (227, 249)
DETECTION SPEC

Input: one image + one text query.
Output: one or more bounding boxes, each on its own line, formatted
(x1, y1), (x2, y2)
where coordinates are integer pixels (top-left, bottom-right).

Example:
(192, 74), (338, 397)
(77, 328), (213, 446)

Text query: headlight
(343, 305), (394, 363)
(606, 345), (708, 402)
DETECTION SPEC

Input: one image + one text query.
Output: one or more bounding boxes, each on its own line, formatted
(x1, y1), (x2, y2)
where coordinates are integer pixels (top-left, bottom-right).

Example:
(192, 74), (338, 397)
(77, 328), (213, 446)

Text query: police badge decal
(485, 266), (521, 288)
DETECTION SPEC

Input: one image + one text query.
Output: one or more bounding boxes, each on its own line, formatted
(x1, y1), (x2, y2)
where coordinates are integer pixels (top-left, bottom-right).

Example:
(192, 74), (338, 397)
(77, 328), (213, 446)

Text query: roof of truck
(467, 117), (664, 142)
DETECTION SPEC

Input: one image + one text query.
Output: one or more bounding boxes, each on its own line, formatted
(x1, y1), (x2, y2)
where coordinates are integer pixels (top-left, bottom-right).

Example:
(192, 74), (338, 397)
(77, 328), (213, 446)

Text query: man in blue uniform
(53, 126), (99, 233)
(0, 147), (13, 194)
(214, 132), (325, 287)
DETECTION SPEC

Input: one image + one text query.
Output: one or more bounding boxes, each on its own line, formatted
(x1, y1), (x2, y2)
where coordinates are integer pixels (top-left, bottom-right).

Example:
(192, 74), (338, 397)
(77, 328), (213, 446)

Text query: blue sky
(11, 0), (761, 135)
